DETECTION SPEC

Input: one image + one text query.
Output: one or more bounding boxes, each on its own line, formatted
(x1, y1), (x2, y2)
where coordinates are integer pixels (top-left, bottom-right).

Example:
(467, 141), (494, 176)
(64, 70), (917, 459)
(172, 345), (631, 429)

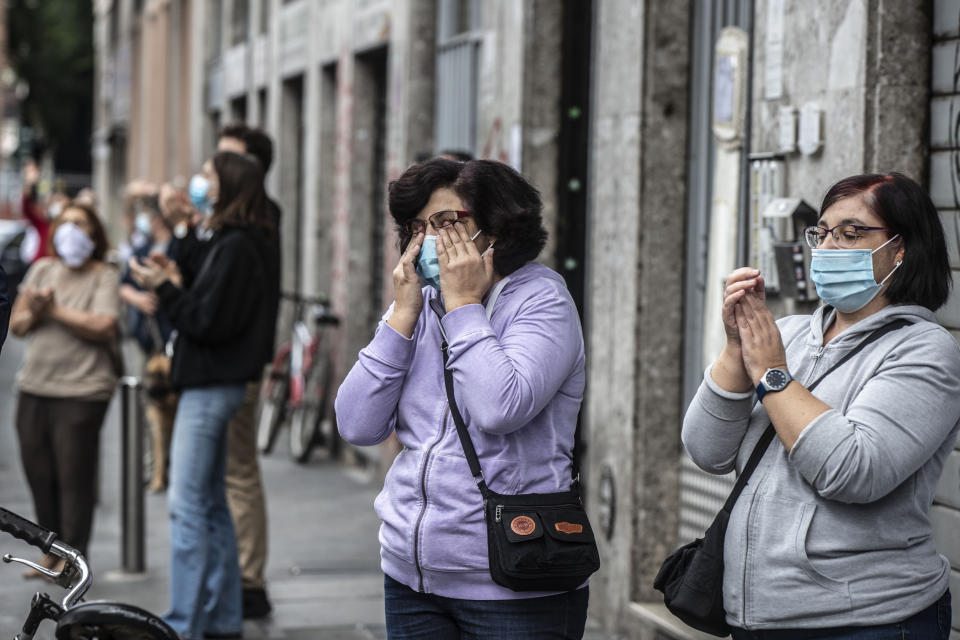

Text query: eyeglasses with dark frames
(403, 210), (472, 236)
(803, 224), (890, 250)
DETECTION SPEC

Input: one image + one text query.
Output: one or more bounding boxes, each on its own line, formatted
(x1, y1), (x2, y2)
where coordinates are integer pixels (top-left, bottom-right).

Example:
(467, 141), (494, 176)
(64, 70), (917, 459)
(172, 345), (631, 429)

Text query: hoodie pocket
(749, 497), (852, 623)
(375, 448), (422, 563)
(419, 453), (520, 572)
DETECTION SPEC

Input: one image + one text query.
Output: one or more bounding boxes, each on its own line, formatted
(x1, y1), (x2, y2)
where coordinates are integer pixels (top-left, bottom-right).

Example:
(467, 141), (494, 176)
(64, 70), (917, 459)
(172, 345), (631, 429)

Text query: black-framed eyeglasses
(803, 224), (890, 250)
(403, 210), (472, 236)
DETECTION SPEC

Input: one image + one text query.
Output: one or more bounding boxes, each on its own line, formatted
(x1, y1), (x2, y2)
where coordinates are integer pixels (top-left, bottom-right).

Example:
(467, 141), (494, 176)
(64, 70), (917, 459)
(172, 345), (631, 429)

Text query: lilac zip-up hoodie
(335, 262), (585, 599)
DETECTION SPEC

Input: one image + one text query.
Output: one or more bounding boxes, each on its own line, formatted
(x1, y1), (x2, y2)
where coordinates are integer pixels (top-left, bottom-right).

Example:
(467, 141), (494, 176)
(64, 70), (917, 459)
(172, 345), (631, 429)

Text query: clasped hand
(721, 267), (787, 384)
(128, 254), (182, 291)
(23, 287), (54, 318)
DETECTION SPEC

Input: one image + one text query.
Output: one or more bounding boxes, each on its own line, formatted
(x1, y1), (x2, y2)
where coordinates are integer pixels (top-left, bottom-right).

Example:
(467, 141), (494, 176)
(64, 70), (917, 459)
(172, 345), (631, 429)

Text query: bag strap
(720, 317), (913, 514)
(431, 296), (493, 499)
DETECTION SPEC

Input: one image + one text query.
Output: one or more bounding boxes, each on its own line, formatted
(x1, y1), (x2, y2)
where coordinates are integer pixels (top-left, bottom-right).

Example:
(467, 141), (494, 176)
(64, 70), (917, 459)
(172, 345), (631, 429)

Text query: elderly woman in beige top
(9, 201), (120, 576)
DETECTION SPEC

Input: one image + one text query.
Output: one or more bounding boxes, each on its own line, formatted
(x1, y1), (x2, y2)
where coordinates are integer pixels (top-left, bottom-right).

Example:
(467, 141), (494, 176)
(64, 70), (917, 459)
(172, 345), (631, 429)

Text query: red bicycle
(256, 292), (340, 463)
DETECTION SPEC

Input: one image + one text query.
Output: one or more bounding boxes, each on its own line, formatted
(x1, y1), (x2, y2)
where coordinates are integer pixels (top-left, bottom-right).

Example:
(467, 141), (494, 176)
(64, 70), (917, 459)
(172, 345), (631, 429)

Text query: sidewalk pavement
(0, 337), (618, 639)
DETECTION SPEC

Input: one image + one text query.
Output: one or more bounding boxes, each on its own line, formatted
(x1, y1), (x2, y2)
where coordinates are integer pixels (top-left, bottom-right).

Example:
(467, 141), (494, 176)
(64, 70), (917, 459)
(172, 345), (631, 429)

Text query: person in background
(19, 160), (62, 264)
(117, 180), (157, 264)
(74, 188), (97, 208)
(119, 201), (179, 492)
(129, 151), (274, 640)
(120, 200), (175, 356)
(215, 122), (282, 619)
(9, 201), (120, 575)
(683, 172), (958, 638)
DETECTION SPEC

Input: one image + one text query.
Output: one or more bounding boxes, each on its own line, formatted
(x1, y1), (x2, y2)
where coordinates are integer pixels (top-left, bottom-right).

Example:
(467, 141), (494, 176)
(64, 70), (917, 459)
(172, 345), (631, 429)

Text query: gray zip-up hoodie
(682, 304), (960, 630)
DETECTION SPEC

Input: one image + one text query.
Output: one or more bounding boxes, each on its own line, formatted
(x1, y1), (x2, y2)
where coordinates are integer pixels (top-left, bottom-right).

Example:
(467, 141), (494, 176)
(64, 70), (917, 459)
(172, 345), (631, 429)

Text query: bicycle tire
(289, 356), (333, 464)
(256, 365), (289, 454)
(56, 601), (179, 640)
(288, 403), (316, 463)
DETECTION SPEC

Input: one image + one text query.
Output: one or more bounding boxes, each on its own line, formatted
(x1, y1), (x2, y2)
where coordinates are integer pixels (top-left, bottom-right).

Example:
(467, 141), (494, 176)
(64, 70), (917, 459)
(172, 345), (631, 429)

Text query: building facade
(93, 1), (959, 638)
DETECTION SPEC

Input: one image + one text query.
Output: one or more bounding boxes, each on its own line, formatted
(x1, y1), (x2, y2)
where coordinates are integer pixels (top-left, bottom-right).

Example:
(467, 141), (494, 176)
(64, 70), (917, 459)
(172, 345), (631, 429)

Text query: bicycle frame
(265, 299), (325, 408)
(288, 319), (319, 407)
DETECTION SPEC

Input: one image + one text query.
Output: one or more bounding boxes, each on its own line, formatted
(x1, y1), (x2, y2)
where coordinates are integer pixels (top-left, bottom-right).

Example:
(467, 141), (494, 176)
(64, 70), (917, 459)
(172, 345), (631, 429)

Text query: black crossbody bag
(653, 319), (912, 637)
(431, 298), (601, 591)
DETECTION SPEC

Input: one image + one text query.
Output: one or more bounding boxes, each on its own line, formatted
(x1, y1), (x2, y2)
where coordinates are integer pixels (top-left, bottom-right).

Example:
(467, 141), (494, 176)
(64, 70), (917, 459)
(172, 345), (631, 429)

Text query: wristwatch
(756, 368), (793, 401)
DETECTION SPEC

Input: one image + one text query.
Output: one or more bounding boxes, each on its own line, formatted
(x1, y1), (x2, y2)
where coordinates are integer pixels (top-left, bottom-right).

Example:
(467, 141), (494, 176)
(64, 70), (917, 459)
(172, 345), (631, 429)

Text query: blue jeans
(383, 574), (589, 639)
(730, 589), (952, 639)
(163, 385), (246, 640)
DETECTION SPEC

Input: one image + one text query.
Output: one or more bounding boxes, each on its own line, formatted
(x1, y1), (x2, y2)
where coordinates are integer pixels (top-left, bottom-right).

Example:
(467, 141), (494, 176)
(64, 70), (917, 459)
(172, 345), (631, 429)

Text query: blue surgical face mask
(415, 229), (483, 290)
(188, 174), (213, 216)
(809, 234), (902, 313)
(134, 211), (152, 236)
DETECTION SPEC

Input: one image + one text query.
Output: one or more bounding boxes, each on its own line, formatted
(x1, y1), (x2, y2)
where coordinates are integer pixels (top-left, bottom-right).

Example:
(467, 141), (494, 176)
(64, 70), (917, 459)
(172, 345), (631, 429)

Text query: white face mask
(54, 222), (95, 268)
(135, 211), (152, 236)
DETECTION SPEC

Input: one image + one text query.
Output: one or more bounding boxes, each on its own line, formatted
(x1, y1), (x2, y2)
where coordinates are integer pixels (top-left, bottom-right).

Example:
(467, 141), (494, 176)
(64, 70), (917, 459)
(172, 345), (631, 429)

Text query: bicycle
(0, 506), (178, 640)
(256, 291), (341, 464)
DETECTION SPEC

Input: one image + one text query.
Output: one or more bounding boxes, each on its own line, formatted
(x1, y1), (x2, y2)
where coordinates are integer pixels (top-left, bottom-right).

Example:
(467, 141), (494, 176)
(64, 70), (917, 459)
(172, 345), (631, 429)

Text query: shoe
(242, 586), (272, 619)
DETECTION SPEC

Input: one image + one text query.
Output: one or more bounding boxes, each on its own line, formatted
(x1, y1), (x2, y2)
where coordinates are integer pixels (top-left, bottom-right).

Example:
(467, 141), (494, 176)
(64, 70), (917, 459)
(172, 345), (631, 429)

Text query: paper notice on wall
(509, 124), (522, 172)
(765, 0), (784, 100)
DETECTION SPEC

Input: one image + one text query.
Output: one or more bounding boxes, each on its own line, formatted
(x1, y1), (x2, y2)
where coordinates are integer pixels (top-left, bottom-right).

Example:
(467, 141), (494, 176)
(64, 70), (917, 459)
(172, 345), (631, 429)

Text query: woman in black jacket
(129, 151), (275, 640)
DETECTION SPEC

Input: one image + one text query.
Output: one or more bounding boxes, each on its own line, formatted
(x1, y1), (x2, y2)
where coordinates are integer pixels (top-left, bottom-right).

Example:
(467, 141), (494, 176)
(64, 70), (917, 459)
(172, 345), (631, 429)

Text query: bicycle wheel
(56, 601), (180, 640)
(256, 360), (289, 454)
(288, 357), (333, 464)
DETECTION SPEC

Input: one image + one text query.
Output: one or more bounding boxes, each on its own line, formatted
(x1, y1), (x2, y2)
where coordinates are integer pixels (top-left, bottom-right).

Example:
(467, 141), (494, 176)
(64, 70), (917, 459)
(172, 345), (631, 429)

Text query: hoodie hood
(805, 303), (937, 350)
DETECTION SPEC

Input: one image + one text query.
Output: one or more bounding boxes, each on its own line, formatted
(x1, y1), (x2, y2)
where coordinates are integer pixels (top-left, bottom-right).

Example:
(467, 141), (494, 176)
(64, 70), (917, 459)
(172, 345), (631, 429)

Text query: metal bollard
(119, 376), (146, 573)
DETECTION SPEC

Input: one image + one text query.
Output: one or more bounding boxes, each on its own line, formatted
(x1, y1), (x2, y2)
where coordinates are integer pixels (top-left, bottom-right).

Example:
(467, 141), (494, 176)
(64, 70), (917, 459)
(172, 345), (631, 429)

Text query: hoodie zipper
(412, 404), (449, 592)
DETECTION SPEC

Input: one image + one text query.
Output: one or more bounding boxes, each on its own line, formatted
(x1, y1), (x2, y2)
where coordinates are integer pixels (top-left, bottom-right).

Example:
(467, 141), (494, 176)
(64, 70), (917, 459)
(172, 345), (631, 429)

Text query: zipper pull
(812, 346), (825, 361)
(495, 504), (503, 523)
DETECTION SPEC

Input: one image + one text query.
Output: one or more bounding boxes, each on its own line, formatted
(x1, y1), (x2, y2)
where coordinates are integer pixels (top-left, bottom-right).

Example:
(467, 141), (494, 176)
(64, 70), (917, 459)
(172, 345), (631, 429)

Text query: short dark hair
(50, 201), (109, 262)
(209, 151), (272, 231)
(219, 123), (274, 173)
(819, 172), (952, 311)
(388, 158), (547, 276)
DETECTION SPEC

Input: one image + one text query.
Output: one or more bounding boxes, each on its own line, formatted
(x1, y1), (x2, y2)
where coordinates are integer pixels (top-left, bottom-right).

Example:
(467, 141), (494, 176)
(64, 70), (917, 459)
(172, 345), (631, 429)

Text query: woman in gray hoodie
(683, 172), (959, 639)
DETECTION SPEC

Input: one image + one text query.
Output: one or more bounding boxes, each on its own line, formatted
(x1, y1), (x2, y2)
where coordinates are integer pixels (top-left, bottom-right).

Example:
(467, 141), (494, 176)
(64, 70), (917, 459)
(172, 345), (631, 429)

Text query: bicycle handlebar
(0, 507), (93, 609)
(281, 291), (340, 326)
(0, 507), (56, 554)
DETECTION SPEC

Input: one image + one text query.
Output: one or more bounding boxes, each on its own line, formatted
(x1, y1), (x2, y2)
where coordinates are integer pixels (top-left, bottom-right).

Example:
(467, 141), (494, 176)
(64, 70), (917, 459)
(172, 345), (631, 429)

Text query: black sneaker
(242, 587), (272, 619)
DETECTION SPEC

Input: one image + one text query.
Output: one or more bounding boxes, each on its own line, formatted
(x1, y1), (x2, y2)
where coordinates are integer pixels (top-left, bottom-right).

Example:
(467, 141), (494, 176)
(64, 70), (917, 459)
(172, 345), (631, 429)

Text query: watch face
(764, 369), (789, 390)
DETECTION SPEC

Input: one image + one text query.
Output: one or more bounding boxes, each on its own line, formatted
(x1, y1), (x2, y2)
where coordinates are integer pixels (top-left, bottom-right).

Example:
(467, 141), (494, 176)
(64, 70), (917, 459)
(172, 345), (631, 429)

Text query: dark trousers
(730, 589), (952, 640)
(384, 574), (589, 639)
(15, 391), (109, 556)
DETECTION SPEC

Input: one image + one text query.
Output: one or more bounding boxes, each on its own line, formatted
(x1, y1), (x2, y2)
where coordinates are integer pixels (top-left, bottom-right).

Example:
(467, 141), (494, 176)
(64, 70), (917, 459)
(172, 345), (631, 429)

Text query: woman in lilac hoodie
(336, 158), (588, 639)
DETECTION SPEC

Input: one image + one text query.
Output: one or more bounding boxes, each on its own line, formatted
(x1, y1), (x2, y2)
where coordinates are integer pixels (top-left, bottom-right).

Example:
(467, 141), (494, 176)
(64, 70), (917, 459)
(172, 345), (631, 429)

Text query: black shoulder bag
(431, 298), (601, 592)
(653, 319), (912, 637)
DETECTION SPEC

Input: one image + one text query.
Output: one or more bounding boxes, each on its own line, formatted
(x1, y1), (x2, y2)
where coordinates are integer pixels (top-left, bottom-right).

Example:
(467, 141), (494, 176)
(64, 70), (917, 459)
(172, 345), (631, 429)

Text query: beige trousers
(226, 381), (268, 590)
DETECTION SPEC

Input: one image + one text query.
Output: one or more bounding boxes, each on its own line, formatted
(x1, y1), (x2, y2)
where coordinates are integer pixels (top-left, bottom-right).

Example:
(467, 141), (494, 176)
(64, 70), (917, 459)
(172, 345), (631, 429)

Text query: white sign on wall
(765, 0), (785, 100)
(798, 102), (823, 156)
